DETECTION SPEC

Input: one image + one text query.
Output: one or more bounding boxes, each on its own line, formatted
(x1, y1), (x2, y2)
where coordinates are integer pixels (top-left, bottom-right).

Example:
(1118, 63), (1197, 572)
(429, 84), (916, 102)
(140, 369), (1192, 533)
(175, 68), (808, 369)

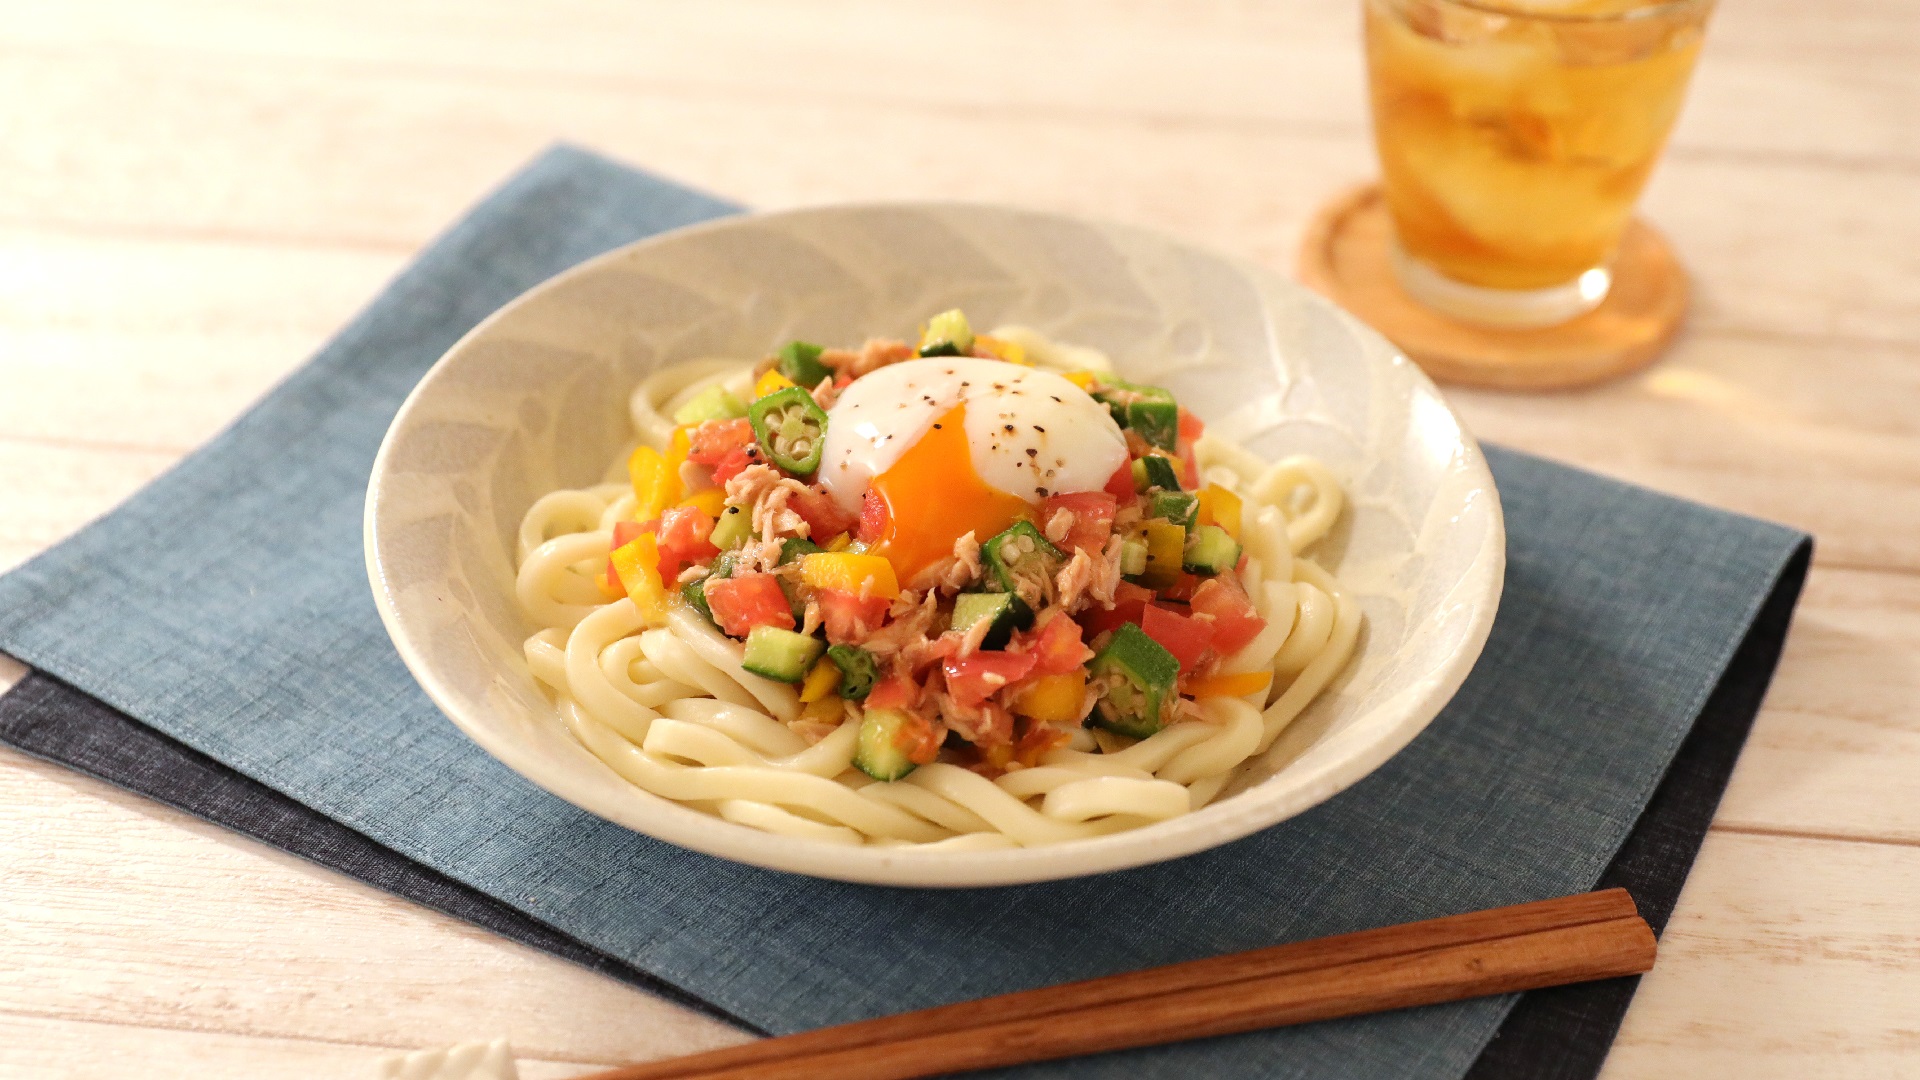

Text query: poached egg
(819, 358), (1128, 580)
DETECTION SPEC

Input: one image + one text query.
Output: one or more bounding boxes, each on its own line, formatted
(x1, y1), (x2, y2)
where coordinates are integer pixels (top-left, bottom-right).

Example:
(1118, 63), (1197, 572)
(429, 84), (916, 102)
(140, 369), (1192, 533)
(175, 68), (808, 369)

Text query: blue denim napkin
(0, 146), (1808, 1079)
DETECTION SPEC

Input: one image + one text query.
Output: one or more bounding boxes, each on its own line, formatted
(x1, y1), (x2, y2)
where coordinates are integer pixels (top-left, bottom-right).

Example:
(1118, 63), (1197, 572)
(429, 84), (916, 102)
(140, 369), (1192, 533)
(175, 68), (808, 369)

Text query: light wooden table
(3, 1), (1916, 1076)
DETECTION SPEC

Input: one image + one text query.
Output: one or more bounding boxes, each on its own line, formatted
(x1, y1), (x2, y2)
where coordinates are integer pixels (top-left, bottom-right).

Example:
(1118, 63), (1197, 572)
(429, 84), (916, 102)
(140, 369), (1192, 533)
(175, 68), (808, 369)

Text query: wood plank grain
(0, 442), (176, 573)
(0, 747), (750, 1066)
(1445, 334), (1920, 573)
(1713, 567), (1920, 845)
(6, 0), (1914, 169)
(0, 228), (401, 450)
(1602, 829), (1920, 1079)
(0, 36), (1916, 344)
(0, 1013), (600, 1080)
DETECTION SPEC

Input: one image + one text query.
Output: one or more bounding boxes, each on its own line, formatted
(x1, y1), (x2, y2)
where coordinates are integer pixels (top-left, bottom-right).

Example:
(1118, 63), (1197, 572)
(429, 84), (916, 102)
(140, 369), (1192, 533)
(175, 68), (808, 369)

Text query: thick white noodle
(519, 350), (1362, 848)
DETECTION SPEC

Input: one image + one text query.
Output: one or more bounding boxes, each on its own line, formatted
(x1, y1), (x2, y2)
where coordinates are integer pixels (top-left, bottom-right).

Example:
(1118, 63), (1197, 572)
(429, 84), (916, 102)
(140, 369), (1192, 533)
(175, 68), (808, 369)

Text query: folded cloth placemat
(0, 146), (1810, 1080)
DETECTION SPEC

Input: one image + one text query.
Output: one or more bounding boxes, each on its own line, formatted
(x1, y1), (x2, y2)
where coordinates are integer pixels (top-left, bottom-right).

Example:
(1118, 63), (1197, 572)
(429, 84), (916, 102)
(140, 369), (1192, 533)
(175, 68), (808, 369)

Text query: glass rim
(1390, 0), (1713, 24)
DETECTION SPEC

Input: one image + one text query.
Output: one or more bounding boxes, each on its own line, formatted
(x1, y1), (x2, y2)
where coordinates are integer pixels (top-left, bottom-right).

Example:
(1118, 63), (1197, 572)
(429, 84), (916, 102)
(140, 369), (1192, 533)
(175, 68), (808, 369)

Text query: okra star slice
(982, 520), (1065, 610)
(747, 386), (830, 475)
(1089, 623), (1181, 739)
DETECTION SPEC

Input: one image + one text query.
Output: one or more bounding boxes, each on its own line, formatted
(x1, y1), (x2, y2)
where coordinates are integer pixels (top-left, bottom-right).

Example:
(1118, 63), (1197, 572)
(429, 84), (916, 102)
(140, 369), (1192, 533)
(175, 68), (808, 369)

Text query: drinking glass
(1364, 0), (1713, 327)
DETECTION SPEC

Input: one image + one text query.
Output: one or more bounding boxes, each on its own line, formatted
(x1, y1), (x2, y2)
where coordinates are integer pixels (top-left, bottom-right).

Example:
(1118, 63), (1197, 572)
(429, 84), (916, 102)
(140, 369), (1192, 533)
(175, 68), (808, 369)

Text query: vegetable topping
(606, 311), (1276, 780)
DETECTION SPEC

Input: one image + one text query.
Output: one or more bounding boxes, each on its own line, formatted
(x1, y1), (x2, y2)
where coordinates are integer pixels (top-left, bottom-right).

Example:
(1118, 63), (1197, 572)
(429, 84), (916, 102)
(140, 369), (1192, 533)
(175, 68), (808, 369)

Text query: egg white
(818, 358), (1129, 513)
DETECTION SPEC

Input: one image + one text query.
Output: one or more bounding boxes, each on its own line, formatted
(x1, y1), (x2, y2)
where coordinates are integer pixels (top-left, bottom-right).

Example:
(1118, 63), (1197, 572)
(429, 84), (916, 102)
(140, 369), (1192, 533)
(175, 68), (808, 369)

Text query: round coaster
(1296, 184), (1689, 391)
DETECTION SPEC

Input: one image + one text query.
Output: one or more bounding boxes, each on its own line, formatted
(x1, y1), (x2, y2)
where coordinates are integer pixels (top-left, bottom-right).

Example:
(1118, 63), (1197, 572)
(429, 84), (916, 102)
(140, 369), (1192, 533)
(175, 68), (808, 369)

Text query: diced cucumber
(826, 645), (880, 701)
(950, 591), (1030, 650)
(1126, 399), (1179, 452)
(854, 707), (921, 781)
(1148, 489), (1198, 529)
(1119, 537), (1148, 576)
(740, 626), (825, 683)
(776, 341), (833, 390)
(672, 384), (747, 426)
(1089, 623), (1180, 739)
(778, 537), (822, 566)
(708, 551), (742, 579)
(982, 520), (1065, 608)
(1182, 524), (1242, 576)
(1131, 454), (1182, 493)
(917, 308), (974, 358)
(1093, 380), (1179, 452)
(681, 577), (715, 624)
(710, 504), (752, 551)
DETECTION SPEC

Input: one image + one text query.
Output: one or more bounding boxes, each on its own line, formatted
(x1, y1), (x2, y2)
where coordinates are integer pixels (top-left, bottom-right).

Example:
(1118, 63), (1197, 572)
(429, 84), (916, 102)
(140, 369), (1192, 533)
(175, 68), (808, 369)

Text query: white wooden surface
(2, 1), (1916, 1076)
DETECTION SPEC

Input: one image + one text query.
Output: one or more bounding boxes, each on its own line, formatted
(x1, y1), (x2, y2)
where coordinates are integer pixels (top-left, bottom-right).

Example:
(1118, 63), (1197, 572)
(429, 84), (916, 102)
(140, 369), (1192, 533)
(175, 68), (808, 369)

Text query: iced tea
(1365, 0), (1710, 317)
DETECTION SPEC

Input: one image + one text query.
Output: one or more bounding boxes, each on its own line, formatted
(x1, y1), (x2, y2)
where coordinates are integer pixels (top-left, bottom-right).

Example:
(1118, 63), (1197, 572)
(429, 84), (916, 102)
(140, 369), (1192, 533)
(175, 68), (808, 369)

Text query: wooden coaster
(1296, 184), (1689, 391)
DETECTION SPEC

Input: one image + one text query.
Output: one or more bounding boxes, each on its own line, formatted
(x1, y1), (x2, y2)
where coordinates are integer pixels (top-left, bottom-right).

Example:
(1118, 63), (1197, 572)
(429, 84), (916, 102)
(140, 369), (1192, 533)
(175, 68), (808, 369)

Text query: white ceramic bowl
(365, 203), (1504, 887)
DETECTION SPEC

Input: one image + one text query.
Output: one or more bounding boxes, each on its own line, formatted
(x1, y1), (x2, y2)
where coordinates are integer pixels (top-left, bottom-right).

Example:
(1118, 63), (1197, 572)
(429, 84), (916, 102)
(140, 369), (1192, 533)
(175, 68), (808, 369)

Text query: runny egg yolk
(869, 403), (1031, 583)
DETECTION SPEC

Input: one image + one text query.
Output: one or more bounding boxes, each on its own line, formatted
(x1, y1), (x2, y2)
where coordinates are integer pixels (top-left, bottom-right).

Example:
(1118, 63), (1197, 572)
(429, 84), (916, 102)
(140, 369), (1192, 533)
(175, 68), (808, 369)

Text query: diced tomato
(1103, 460), (1136, 500)
(1017, 613), (1093, 677)
(1178, 441), (1201, 489)
(710, 443), (764, 486)
(687, 418), (754, 466)
(1076, 581), (1154, 638)
(901, 710), (945, 765)
(855, 489), (888, 545)
(1041, 492), (1117, 555)
(702, 573), (794, 637)
(942, 650), (1039, 708)
(865, 673), (920, 712)
(1191, 576), (1267, 656)
(790, 489), (858, 541)
(1158, 572), (1204, 603)
(1177, 407), (1205, 443)
(655, 506), (718, 577)
(816, 588), (890, 645)
(1141, 603), (1216, 672)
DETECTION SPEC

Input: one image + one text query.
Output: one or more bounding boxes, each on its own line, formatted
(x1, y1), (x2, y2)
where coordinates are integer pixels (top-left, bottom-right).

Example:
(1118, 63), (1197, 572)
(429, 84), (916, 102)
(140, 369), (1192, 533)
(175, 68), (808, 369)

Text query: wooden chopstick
(578, 888), (1654, 1080)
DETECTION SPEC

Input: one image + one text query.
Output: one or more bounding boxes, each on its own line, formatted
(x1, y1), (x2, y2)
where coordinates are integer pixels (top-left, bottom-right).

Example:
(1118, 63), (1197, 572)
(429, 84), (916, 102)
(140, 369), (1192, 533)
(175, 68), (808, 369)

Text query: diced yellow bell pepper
(677, 487), (728, 519)
(665, 426), (692, 480)
(594, 570), (625, 602)
(981, 743), (1016, 770)
(799, 657), (843, 703)
(628, 446), (678, 523)
(824, 531), (852, 552)
(973, 335), (1028, 365)
(609, 532), (669, 626)
(755, 368), (797, 399)
(1138, 520), (1187, 588)
(1195, 483), (1243, 541)
(1062, 370), (1097, 390)
(799, 693), (844, 726)
(800, 552), (900, 600)
(1009, 671), (1087, 724)
(1186, 670), (1272, 699)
